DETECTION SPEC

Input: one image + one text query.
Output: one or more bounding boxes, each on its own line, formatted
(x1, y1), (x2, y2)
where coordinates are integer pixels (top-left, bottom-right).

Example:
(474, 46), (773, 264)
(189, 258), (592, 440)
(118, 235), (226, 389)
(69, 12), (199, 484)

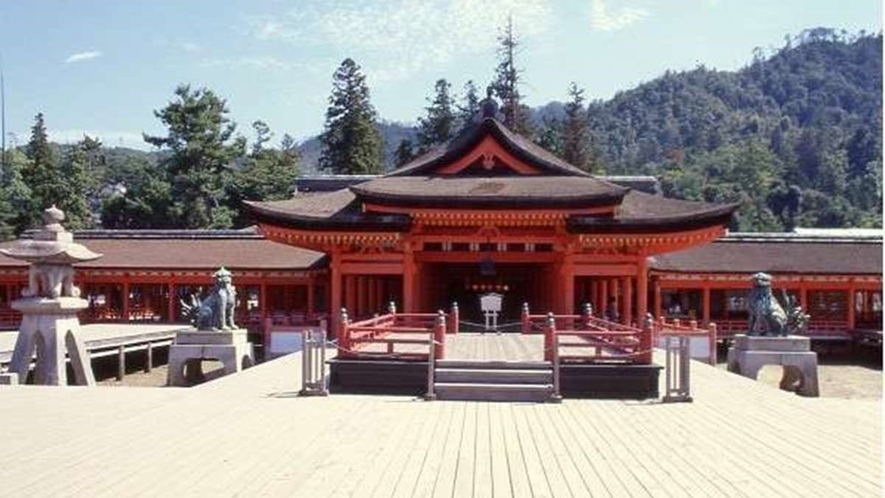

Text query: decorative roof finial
(478, 86), (500, 121)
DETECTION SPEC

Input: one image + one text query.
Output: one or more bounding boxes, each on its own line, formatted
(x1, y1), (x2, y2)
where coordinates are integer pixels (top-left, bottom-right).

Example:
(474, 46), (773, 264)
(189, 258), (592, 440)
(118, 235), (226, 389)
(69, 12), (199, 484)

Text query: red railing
(708, 318), (852, 340)
(539, 310), (653, 365)
(337, 307), (447, 361)
(0, 309), (21, 329)
(655, 317), (718, 366)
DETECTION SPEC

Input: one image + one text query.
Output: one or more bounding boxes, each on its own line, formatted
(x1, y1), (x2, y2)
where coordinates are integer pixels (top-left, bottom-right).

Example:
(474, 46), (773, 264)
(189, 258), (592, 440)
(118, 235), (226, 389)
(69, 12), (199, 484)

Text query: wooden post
(847, 283), (856, 330)
(330, 252), (342, 333)
(590, 280), (599, 316)
(259, 282), (268, 325)
(544, 312), (556, 362)
(403, 244), (416, 313)
(521, 302), (530, 334)
(623, 277), (633, 327)
(144, 342), (153, 373)
(708, 323), (718, 366)
(434, 310), (446, 360)
(122, 281), (131, 322)
(117, 346), (125, 381)
(702, 285), (711, 327)
(600, 280), (608, 319)
(167, 282), (175, 322)
(637, 258), (650, 363)
(561, 258), (575, 315)
(307, 277), (315, 316)
(338, 308), (350, 358)
(345, 276), (356, 318)
(366, 276), (376, 316)
(653, 279), (662, 319)
(610, 278), (620, 321)
(449, 302), (460, 335)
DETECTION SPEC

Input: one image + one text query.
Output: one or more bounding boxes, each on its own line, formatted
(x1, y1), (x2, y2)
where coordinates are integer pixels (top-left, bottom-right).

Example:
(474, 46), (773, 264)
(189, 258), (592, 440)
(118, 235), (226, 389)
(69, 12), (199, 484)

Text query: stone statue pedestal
(6, 297), (95, 386)
(727, 335), (819, 397)
(167, 329), (254, 387)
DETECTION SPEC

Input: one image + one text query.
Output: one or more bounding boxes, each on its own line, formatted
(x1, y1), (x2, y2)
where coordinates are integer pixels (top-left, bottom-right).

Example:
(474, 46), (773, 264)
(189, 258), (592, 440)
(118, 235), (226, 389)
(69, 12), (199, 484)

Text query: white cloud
(589, 0), (649, 32)
(64, 51), (102, 64)
(247, 0), (554, 82)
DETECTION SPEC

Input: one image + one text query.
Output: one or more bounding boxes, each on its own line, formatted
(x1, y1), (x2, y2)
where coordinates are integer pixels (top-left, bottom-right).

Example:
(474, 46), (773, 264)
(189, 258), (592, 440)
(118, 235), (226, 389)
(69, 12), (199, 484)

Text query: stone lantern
(0, 206), (102, 385)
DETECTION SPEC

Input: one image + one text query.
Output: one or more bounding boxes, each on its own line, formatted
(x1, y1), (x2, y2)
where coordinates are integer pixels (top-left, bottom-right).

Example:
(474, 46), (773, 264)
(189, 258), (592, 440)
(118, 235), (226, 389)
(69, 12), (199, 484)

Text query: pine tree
(318, 59), (384, 175)
(491, 17), (533, 137)
(394, 138), (416, 167)
(21, 114), (63, 228)
(536, 116), (562, 156)
(230, 121), (300, 225)
(59, 137), (99, 229)
(144, 84), (246, 228)
(456, 80), (481, 130)
(416, 79), (456, 152)
(561, 83), (603, 173)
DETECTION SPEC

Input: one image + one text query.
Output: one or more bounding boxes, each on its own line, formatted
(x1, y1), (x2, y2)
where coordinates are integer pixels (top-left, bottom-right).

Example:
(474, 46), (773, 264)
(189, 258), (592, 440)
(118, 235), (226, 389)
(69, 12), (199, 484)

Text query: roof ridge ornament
(478, 86), (500, 122)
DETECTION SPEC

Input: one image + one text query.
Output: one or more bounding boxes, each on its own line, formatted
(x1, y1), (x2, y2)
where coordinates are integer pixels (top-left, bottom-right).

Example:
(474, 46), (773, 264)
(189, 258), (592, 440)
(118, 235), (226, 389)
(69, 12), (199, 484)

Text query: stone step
(435, 368), (552, 384)
(434, 382), (555, 402)
(434, 359), (551, 370)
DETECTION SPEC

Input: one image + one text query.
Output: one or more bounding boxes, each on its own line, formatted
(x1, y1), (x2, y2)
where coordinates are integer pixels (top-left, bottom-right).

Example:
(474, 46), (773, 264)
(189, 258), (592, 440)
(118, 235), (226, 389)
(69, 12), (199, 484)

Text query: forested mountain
(1, 28), (879, 236)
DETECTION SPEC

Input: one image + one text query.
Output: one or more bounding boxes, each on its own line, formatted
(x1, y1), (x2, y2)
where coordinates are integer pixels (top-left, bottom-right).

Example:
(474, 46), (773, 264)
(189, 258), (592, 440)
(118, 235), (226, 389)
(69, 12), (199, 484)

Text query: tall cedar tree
(319, 59), (384, 174)
(562, 83), (603, 173)
(144, 85), (246, 229)
(491, 17), (533, 137)
(457, 80), (481, 130)
(416, 79), (456, 152)
(21, 114), (92, 229)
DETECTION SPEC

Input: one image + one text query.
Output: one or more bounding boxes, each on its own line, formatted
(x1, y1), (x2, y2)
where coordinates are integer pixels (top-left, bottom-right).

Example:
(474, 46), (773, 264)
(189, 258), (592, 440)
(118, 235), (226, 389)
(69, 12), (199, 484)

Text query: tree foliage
(319, 58), (384, 175)
(143, 84), (246, 228)
(416, 79), (456, 152)
(491, 17), (533, 137)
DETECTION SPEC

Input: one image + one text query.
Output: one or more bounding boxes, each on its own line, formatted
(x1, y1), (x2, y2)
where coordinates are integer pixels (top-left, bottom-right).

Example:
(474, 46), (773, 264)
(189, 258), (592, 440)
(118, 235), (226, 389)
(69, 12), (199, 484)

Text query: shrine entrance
(423, 263), (553, 327)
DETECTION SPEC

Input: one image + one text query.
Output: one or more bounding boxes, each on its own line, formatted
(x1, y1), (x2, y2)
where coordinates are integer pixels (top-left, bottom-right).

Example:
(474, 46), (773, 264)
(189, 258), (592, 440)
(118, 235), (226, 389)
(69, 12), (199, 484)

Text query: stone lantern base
(727, 335), (819, 397)
(6, 297), (95, 386)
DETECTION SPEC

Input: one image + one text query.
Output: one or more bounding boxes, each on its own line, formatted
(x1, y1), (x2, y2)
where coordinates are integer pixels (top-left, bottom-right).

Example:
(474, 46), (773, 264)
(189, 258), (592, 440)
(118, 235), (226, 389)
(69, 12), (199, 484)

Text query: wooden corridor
(0, 348), (880, 497)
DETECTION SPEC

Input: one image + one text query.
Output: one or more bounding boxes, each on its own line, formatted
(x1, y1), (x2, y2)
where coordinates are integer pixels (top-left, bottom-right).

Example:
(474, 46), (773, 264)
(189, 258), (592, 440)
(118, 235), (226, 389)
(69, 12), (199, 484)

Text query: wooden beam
(622, 277), (633, 326)
(702, 285), (711, 327)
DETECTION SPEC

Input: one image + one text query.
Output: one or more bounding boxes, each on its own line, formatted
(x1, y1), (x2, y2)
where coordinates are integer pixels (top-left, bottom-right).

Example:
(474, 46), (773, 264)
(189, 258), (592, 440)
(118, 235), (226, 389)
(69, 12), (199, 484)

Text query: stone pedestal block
(727, 335), (819, 397)
(6, 297), (95, 386)
(0, 373), (19, 385)
(167, 329), (254, 387)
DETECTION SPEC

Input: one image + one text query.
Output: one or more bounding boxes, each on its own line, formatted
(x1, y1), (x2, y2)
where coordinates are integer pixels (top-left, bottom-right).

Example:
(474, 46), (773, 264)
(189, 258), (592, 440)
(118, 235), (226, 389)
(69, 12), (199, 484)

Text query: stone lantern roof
(0, 206), (102, 265)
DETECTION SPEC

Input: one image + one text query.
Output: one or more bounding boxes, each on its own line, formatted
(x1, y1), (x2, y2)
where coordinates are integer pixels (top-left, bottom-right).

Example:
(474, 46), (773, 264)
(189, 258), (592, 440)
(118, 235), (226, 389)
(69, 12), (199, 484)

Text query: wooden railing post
(708, 323), (718, 366)
(544, 312), (556, 362)
(640, 313), (654, 364)
(521, 302), (530, 334)
(450, 302), (459, 335)
(338, 308), (350, 358)
(434, 310), (446, 360)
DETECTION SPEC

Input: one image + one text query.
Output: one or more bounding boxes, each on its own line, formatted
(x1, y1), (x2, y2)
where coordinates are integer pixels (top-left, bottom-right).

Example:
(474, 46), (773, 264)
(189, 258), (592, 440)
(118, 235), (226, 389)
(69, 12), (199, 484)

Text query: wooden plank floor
(0, 346), (880, 497)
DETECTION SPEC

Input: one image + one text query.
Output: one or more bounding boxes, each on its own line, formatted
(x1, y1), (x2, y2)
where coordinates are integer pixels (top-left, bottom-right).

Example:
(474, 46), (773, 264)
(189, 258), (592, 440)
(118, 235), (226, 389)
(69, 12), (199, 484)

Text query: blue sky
(0, 0), (880, 150)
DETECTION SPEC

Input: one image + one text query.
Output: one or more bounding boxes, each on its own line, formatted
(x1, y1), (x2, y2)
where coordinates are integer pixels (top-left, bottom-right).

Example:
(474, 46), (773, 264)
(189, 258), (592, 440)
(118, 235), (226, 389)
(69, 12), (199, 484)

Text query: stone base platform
(727, 334), (819, 397)
(167, 329), (254, 387)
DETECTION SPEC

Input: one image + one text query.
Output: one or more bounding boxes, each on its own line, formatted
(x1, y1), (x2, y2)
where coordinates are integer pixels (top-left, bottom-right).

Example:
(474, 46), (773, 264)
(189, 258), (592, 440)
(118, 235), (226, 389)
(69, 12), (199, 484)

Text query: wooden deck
(0, 346), (880, 497)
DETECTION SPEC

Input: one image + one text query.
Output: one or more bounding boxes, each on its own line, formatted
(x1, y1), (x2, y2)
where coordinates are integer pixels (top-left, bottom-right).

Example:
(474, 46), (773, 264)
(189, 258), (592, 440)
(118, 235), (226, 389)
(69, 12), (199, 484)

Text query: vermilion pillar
(345, 275), (356, 316)
(122, 281), (131, 322)
(653, 279), (662, 319)
(623, 277), (633, 326)
(307, 278), (315, 315)
(167, 282), (175, 322)
(600, 280), (608, 318)
(847, 282), (856, 330)
(610, 279), (619, 320)
(403, 245), (416, 313)
(636, 257), (650, 363)
(702, 285), (711, 326)
(330, 253), (342, 334)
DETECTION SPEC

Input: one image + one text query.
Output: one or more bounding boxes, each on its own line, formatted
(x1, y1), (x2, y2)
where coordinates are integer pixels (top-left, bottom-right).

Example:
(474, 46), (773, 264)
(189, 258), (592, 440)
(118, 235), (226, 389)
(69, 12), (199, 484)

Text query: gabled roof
(351, 175), (627, 209)
(389, 117), (592, 177)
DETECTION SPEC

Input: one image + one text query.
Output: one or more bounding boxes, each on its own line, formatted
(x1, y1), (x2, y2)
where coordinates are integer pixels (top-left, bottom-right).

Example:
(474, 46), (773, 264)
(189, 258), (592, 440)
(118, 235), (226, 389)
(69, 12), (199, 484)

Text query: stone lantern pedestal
(6, 297), (95, 386)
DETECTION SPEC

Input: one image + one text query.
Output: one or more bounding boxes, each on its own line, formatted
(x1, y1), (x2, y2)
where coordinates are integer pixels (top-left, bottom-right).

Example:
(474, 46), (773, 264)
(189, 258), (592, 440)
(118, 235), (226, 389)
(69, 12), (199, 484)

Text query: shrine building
(245, 103), (738, 333)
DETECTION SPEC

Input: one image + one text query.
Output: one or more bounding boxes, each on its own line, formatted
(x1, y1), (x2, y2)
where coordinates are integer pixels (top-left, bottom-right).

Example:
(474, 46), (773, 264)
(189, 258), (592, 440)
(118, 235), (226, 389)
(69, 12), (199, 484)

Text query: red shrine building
(246, 110), (738, 333)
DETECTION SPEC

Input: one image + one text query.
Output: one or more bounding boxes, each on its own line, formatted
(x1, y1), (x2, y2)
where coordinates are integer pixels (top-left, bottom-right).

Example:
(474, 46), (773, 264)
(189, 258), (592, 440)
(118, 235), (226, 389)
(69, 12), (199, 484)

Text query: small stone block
(0, 373), (19, 385)
(733, 334), (810, 352)
(175, 329), (248, 345)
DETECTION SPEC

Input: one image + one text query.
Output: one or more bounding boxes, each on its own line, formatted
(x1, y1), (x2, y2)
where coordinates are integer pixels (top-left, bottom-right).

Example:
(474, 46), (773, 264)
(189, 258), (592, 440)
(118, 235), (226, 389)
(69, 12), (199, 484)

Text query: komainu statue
(181, 267), (238, 331)
(747, 272), (809, 336)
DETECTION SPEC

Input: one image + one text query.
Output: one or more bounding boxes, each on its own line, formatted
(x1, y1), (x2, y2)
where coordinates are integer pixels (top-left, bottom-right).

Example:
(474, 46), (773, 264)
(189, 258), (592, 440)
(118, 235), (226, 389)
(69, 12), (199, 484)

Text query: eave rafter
(259, 224), (402, 252)
(578, 225), (727, 255)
